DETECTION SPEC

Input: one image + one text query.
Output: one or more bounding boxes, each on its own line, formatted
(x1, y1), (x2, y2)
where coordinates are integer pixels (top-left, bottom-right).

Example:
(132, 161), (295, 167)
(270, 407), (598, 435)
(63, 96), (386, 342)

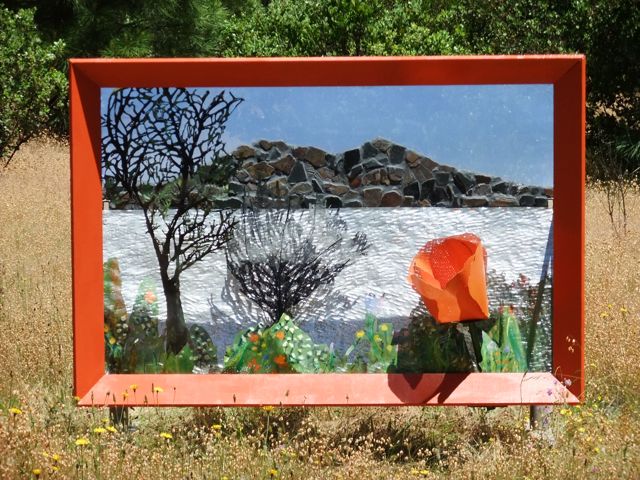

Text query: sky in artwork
(101, 84), (553, 186)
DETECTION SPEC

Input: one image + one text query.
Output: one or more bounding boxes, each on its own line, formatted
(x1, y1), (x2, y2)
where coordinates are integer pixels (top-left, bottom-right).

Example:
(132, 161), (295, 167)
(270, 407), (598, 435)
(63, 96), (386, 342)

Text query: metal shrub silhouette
(225, 205), (369, 326)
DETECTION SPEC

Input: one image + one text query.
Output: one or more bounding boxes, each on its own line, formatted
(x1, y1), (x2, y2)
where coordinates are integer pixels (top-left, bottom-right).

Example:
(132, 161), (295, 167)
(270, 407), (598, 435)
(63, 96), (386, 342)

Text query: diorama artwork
(101, 85), (553, 376)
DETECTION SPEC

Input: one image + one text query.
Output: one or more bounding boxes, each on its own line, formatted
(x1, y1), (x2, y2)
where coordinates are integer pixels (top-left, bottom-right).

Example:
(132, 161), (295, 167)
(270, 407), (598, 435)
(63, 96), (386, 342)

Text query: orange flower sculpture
(408, 233), (489, 323)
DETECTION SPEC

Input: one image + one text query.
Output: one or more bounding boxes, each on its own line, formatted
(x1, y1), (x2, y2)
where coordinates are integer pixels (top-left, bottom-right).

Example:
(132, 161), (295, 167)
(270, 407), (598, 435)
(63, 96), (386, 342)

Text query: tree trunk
(161, 275), (189, 354)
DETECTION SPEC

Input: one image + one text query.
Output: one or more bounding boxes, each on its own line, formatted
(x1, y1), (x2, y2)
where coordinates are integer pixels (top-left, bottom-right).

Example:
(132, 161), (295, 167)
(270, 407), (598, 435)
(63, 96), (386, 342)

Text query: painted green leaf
(188, 324), (218, 370)
(164, 345), (195, 373)
(479, 309), (527, 372)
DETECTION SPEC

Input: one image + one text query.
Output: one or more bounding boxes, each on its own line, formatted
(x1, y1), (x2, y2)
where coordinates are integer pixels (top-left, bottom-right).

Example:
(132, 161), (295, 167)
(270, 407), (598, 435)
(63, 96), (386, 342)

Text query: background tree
(1, 0), (236, 57)
(102, 87), (243, 353)
(0, 7), (66, 168)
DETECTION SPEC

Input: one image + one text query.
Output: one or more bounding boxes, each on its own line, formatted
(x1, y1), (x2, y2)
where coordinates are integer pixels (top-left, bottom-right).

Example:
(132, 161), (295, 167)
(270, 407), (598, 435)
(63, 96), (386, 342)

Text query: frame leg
(529, 405), (555, 444)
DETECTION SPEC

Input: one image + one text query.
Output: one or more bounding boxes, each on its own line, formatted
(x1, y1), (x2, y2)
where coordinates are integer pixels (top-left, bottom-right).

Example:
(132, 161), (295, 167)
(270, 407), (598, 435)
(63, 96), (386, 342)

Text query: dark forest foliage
(1, 0), (638, 176)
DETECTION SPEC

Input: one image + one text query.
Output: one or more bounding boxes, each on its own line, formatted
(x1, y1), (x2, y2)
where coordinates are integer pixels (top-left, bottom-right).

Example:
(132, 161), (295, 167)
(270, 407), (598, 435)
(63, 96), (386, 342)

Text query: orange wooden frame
(70, 56), (585, 407)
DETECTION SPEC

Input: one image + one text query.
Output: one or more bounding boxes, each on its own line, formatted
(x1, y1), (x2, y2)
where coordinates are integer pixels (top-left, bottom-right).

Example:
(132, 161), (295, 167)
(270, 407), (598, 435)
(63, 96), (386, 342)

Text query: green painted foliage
(394, 310), (476, 373)
(480, 309), (527, 373)
(103, 257), (215, 374)
(345, 313), (397, 373)
(224, 314), (336, 373)
(189, 324), (218, 371)
(129, 278), (160, 337)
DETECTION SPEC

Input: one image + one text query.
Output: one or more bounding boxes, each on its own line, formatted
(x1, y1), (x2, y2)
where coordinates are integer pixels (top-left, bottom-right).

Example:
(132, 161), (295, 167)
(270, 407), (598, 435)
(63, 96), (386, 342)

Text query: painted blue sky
(101, 84), (553, 186)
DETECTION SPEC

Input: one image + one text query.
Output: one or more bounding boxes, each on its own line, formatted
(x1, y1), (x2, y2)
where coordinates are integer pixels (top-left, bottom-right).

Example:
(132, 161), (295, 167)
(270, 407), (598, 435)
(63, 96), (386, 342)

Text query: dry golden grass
(0, 139), (638, 479)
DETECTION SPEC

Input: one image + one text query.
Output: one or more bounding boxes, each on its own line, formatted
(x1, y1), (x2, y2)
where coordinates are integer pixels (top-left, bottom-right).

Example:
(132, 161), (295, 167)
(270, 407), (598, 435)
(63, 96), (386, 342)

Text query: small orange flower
(144, 291), (157, 304)
(274, 354), (287, 366)
(247, 358), (261, 372)
(248, 333), (260, 343)
(275, 331), (285, 340)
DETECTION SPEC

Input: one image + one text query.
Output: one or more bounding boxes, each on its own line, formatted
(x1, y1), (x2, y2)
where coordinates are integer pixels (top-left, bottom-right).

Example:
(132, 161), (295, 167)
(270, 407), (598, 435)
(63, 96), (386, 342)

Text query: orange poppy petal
(408, 233), (489, 323)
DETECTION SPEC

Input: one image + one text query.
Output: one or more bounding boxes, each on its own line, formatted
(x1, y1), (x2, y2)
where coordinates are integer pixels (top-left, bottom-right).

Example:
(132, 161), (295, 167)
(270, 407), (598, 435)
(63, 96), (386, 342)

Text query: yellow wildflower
(51, 454), (61, 462)
(262, 405), (274, 412)
(130, 384), (138, 392)
(32, 468), (42, 477)
(106, 426), (117, 433)
(600, 312), (608, 318)
(386, 345), (394, 352)
(160, 432), (173, 440)
(93, 427), (107, 434)
(109, 336), (117, 345)
(268, 469), (278, 477)
(620, 306), (628, 313)
(373, 334), (381, 343)
(355, 330), (365, 339)
(73, 396), (81, 402)
(380, 324), (389, 332)
(75, 438), (90, 447)
(153, 386), (164, 393)
(211, 424), (222, 431)
(8, 407), (23, 415)
(420, 470), (429, 476)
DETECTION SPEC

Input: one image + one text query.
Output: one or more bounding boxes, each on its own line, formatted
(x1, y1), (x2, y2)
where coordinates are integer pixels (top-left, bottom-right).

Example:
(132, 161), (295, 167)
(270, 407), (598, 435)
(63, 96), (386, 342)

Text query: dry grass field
(0, 140), (638, 479)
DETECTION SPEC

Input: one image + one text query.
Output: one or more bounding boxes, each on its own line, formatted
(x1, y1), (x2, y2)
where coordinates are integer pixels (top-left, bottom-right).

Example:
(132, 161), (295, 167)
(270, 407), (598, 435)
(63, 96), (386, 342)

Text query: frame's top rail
(70, 55), (584, 88)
